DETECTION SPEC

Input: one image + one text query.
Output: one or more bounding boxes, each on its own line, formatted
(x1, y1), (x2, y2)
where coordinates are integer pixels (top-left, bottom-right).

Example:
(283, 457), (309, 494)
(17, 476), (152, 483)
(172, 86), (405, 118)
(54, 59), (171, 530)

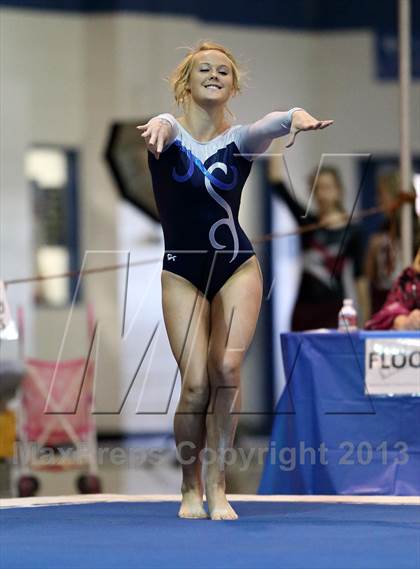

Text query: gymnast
(137, 40), (333, 520)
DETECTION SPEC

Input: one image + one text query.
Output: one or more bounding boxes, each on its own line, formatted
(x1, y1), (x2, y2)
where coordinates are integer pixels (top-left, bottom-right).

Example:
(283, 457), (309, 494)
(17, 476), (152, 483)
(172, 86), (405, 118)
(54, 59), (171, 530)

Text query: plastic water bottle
(338, 298), (358, 331)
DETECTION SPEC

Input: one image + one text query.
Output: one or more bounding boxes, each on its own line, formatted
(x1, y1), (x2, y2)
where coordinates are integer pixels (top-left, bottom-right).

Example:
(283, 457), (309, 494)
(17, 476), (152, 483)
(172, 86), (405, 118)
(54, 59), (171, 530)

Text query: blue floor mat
(2, 501), (419, 569)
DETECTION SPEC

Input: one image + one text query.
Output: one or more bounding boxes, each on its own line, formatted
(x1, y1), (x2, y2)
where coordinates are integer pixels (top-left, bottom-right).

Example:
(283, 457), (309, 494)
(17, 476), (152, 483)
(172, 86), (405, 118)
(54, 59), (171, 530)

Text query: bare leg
(205, 256), (263, 520)
(161, 270), (211, 518)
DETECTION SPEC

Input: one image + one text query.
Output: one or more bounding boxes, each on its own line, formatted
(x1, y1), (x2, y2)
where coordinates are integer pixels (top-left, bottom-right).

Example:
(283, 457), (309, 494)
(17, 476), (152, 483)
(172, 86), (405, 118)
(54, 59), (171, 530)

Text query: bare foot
(178, 488), (209, 519)
(205, 484), (238, 521)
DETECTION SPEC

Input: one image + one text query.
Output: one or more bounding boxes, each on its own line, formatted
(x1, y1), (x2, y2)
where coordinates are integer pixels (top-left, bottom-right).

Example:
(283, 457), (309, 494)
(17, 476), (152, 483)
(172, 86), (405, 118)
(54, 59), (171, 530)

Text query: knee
(208, 355), (241, 386)
(179, 383), (209, 411)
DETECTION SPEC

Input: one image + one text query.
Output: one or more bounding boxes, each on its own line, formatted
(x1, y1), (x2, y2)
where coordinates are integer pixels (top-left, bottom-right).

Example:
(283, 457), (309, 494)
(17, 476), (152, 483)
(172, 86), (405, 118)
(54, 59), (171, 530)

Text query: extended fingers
(312, 119), (334, 129)
(156, 130), (165, 154)
(319, 119), (334, 129)
(303, 119), (334, 131)
(285, 118), (333, 149)
(138, 125), (152, 139)
(149, 128), (158, 147)
(137, 121), (156, 138)
(136, 123), (149, 132)
(136, 123), (162, 159)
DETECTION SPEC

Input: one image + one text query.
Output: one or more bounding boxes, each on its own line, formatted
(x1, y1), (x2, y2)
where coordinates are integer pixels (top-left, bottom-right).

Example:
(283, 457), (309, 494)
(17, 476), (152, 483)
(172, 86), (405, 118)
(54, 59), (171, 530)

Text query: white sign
(365, 337), (420, 396)
(0, 281), (19, 341)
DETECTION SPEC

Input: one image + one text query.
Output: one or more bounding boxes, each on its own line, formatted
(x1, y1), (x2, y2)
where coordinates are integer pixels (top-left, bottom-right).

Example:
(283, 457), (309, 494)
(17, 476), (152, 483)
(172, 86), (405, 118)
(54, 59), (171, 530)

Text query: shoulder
(229, 124), (254, 160)
(227, 124), (246, 141)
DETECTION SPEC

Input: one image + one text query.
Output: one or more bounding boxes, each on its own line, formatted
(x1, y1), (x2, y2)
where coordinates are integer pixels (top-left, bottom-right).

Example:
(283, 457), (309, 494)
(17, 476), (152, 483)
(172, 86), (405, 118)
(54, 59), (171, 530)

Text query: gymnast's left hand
(285, 110), (334, 148)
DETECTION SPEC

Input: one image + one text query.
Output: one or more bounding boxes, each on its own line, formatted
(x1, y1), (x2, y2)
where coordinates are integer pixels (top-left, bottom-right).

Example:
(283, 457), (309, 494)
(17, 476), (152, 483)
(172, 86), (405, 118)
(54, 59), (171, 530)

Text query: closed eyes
(199, 68), (229, 75)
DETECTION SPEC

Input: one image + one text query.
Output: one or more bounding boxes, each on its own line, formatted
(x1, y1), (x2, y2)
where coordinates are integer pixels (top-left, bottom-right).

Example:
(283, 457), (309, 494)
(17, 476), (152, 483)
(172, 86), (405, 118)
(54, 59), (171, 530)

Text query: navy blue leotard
(147, 109), (301, 301)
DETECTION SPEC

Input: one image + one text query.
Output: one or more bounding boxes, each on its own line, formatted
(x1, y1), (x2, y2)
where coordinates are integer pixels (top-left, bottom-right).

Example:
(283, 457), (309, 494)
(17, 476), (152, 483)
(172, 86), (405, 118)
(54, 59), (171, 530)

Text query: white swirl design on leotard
(171, 141), (239, 263)
(205, 162), (239, 263)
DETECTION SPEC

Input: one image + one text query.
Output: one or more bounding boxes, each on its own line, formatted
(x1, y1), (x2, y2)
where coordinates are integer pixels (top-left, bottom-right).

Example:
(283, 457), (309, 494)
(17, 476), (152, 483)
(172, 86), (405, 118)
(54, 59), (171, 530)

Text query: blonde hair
(166, 40), (248, 121)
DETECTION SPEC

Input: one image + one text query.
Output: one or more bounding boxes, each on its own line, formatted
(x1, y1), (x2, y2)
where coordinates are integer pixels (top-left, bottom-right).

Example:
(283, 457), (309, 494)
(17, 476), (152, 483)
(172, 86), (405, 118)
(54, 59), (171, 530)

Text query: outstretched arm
(238, 108), (334, 158)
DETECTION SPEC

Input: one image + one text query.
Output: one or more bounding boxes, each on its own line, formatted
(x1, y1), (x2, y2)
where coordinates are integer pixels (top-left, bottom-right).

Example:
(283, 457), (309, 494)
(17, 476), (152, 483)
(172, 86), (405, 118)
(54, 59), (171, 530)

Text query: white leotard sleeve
(151, 108), (304, 158)
(235, 107), (303, 160)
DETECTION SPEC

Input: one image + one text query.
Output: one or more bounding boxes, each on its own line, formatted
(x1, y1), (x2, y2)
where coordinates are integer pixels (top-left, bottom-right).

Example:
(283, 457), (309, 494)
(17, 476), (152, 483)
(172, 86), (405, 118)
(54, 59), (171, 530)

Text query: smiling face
(187, 50), (234, 109)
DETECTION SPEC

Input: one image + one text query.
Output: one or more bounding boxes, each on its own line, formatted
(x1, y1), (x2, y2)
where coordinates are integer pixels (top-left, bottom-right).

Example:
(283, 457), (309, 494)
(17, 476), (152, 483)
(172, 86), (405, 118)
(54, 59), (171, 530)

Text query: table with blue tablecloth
(259, 331), (420, 495)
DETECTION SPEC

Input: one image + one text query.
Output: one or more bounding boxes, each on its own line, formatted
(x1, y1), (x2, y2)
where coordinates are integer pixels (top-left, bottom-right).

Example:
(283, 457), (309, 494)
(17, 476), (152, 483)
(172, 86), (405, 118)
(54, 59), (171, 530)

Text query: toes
(210, 508), (238, 521)
(178, 512), (209, 519)
(211, 513), (238, 521)
(178, 511), (206, 519)
(178, 504), (209, 519)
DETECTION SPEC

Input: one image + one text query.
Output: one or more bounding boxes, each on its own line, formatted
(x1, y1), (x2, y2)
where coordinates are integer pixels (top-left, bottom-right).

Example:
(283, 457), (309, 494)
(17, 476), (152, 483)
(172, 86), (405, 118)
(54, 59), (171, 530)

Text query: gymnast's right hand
(136, 117), (172, 160)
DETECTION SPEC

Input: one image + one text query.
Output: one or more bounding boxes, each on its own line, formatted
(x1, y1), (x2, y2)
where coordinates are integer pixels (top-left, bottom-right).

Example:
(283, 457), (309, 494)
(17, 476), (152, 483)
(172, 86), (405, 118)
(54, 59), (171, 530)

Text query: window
(25, 146), (81, 307)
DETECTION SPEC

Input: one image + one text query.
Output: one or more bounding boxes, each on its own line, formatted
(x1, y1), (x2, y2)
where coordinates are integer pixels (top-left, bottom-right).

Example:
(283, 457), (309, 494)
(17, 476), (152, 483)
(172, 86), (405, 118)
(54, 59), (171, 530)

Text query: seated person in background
(364, 170), (417, 315)
(365, 239), (420, 330)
